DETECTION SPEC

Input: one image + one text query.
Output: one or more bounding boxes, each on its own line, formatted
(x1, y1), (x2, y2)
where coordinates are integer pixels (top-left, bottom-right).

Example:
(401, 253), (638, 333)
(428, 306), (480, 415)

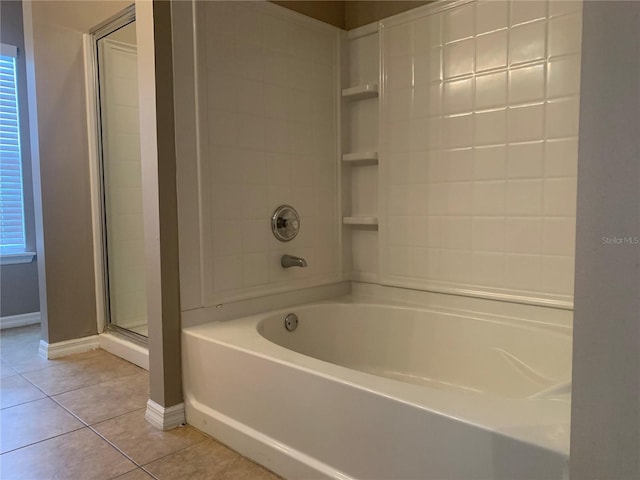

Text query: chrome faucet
(281, 254), (308, 268)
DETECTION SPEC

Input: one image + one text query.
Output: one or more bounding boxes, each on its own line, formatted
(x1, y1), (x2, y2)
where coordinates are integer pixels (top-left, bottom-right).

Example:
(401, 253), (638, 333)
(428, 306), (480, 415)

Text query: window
(0, 43), (28, 261)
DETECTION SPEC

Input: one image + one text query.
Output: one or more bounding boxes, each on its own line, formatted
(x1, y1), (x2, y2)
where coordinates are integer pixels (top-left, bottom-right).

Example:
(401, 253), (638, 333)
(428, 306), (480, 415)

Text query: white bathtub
(182, 298), (571, 479)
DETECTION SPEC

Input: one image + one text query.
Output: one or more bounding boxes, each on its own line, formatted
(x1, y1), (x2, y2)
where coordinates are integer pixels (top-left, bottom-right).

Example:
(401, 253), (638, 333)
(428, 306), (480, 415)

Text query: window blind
(0, 44), (26, 253)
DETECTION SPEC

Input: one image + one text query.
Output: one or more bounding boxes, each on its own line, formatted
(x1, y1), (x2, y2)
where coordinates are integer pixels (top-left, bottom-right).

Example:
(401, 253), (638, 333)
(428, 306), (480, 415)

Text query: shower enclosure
(89, 6), (148, 341)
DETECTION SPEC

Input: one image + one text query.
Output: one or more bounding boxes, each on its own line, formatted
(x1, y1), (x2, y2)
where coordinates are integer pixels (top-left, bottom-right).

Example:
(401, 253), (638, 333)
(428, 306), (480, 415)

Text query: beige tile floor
(0, 325), (281, 480)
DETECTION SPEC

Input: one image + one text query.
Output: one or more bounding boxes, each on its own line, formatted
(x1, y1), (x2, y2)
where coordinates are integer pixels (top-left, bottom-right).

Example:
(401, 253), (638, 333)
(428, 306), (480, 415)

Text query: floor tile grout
(140, 465), (161, 480)
(86, 427), (143, 472)
(0, 395), (47, 411)
(89, 416), (211, 472)
(0, 425), (87, 456)
(137, 437), (211, 470)
(48, 395), (92, 427)
(87, 423), (201, 476)
(44, 369), (148, 398)
(90, 406), (147, 428)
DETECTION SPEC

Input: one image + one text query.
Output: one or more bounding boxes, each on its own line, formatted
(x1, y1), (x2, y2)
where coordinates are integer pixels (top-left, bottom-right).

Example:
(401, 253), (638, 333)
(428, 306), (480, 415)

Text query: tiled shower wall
(101, 41), (147, 328)
(196, 2), (341, 305)
(379, 0), (582, 306)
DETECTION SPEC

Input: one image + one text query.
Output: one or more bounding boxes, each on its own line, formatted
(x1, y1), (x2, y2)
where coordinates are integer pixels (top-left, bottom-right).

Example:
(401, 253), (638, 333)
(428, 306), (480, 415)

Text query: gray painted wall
(25, 0), (129, 342)
(0, 0), (40, 318)
(570, 2), (640, 478)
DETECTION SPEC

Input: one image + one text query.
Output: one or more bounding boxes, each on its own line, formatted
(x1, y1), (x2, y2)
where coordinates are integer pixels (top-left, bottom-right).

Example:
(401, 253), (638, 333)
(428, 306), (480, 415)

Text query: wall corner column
(570, 1), (640, 478)
(136, 0), (183, 428)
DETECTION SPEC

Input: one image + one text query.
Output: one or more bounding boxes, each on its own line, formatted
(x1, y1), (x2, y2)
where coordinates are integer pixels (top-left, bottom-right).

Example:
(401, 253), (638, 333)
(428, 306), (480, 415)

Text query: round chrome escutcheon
(272, 205), (300, 242)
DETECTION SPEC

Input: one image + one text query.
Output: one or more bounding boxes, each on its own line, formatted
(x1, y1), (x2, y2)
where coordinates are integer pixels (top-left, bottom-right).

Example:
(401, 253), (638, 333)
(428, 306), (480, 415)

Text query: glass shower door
(95, 14), (148, 339)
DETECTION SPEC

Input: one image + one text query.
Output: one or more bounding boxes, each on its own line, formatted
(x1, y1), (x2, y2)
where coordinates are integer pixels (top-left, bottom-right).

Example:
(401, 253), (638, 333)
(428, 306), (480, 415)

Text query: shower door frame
(86, 4), (148, 345)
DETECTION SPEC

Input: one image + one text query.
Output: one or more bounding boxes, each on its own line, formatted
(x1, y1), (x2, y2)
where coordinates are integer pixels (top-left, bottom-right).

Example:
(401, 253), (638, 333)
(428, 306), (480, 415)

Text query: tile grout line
(42, 369), (148, 398)
(139, 437), (211, 468)
(0, 425), (87, 456)
(82, 426), (143, 473)
(89, 418), (210, 477)
(0, 394), (47, 411)
(4, 346), (144, 379)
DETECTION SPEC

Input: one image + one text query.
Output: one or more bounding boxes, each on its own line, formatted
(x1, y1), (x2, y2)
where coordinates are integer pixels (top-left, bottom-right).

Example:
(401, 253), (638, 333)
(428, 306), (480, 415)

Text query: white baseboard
(38, 335), (100, 359)
(0, 312), (40, 330)
(145, 399), (186, 431)
(99, 333), (149, 370)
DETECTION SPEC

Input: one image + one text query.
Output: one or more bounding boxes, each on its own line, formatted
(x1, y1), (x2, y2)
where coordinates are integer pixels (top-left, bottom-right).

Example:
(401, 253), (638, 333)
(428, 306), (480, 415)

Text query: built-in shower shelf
(341, 84), (378, 100)
(342, 152), (378, 164)
(343, 216), (378, 227)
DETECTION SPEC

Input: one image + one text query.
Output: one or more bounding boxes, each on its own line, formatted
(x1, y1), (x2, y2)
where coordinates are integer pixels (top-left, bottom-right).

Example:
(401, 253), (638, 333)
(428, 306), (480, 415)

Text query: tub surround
(175, 1), (581, 478)
(176, 0), (582, 322)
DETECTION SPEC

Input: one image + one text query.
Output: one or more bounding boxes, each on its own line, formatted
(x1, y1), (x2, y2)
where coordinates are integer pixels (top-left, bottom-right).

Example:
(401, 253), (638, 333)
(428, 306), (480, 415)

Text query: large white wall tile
(472, 181), (506, 215)
(543, 217), (576, 256)
(541, 255), (574, 294)
(547, 54), (581, 99)
(509, 64), (545, 104)
(473, 145), (506, 180)
(414, 49), (443, 85)
(440, 250), (472, 283)
(505, 254), (544, 292)
(446, 183), (474, 215)
(476, 0), (509, 35)
(505, 217), (543, 254)
(510, 0), (547, 26)
(546, 96), (580, 138)
(507, 141), (544, 178)
(443, 113), (473, 148)
(441, 216), (473, 249)
(443, 2), (475, 43)
(475, 30), (508, 72)
(443, 39), (475, 79)
(548, 12), (582, 57)
(472, 252), (506, 286)
(506, 179), (543, 216)
(472, 217), (505, 252)
(475, 71), (507, 110)
(544, 178), (577, 216)
(388, 54), (413, 90)
(544, 137), (578, 177)
(445, 148), (474, 182)
(507, 104), (544, 142)
(549, 0), (581, 17)
(413, 14), (442, 50)
(212, 220), (243, 256)
(509, 20), (546, 65)
(474, 108), (507, 146)
(444, 77), (473, 114)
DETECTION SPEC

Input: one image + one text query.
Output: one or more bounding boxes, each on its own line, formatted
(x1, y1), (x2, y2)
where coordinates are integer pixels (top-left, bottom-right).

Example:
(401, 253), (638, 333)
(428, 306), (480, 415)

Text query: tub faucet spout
(281, 254), (307, 268)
